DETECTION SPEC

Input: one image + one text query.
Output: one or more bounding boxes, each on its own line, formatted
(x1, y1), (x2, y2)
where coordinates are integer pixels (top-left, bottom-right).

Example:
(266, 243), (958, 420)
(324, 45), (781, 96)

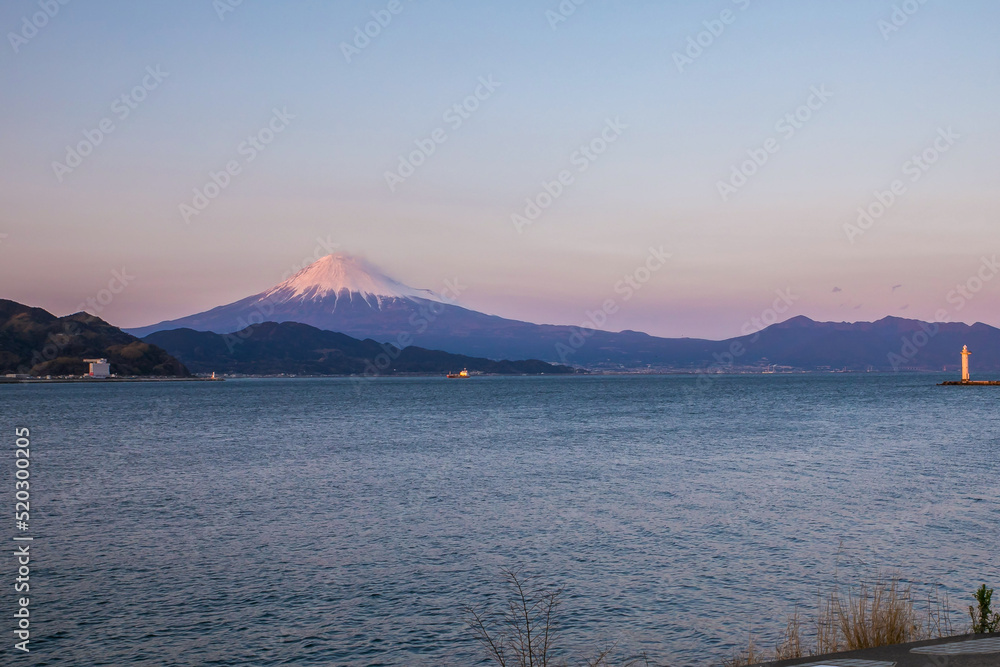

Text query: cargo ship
(446, 369), (469, 379)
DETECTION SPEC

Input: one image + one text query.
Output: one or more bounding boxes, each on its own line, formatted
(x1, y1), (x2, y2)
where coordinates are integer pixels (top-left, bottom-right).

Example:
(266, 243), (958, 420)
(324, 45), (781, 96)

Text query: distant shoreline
(0, 377), (223, 384)
(2, 369), (969, 384)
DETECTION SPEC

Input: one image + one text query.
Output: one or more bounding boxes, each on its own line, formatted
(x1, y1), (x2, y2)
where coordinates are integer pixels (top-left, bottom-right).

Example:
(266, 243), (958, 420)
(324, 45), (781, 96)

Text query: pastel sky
(1, 0), (998, 339)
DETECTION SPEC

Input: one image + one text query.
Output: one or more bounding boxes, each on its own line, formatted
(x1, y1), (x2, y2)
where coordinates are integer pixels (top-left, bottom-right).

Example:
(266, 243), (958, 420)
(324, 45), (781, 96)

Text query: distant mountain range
(0, 299), (189, 377)
(6, 256), (996, 376)
(687, 315), (1000, 372)
(144, 322), (576, 376)
(125, 254), (1000, 373)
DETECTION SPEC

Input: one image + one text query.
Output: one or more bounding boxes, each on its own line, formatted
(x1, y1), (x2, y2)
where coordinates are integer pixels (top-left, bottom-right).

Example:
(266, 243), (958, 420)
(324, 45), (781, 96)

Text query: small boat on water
(446, 369), (470, 379)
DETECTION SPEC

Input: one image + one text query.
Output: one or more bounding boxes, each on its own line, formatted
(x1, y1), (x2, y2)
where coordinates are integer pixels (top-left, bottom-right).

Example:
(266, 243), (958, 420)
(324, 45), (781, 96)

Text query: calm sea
(2, 374), (998, 666)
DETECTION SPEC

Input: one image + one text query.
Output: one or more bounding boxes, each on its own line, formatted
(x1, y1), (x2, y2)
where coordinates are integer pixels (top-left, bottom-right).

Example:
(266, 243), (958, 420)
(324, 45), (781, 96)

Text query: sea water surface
(1, 374), (998, 666)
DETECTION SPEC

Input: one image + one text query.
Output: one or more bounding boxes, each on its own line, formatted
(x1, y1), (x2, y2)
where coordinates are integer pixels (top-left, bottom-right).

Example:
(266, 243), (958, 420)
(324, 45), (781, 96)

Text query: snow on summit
(263, 253), (441, 304)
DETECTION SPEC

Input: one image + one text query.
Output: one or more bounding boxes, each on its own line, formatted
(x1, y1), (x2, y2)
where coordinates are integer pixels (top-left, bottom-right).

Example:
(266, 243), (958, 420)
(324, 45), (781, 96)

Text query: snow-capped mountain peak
(262, 253), (441, 303)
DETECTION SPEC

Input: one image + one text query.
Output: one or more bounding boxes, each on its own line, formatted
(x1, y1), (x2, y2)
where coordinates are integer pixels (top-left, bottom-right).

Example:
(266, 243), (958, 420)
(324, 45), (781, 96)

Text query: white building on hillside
(84, 358), (111, 378)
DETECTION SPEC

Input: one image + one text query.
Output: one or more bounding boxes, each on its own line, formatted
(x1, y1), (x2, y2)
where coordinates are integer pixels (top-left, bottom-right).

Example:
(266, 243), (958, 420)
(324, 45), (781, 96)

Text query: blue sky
(1, 0), (998, 338)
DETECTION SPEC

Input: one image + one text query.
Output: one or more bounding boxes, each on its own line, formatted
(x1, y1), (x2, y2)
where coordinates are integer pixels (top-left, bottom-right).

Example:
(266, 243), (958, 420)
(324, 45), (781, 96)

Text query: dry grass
(725, 572), (956, 666)
(721, 630), (766, 667)
(819, 571), (955, 652)
(815, 592), (841, 655)
(924, 586), (955, 639)
(826, 574), (919, 650)
(773, 611), (804, 661)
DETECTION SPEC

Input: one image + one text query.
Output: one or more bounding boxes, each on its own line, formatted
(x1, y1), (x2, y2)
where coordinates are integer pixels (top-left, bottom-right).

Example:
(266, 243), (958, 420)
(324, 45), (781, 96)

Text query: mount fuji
(126, 253), (590, 361)
(257, 253), (444, 306)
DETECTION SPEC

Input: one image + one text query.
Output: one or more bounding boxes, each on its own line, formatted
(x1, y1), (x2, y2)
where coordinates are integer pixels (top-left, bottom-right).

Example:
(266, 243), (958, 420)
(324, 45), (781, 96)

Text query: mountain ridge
(144, 322), (577, 376)
(0, 299), (189, 377)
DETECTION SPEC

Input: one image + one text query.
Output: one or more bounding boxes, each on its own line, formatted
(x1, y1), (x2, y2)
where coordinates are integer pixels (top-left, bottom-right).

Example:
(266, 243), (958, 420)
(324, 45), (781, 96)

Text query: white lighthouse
(961, 345), (971, 382)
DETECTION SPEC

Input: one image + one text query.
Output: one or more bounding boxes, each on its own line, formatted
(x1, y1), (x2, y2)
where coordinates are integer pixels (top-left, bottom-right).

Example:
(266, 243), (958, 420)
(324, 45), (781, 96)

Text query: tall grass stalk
(466, 567), (648, 667)
(721, 628), (764, 667)
(773, 610), (803, 661)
